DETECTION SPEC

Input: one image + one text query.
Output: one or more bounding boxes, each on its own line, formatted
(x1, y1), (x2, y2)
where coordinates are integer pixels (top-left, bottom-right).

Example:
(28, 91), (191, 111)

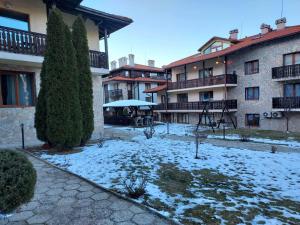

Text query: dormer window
(203, 41), (230, 55)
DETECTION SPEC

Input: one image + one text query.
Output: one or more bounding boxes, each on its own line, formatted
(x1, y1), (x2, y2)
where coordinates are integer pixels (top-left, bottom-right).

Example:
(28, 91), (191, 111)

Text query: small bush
(0, 150), (36, 213)
(239, 134), (250, 142)
(123, 174), (147, 199)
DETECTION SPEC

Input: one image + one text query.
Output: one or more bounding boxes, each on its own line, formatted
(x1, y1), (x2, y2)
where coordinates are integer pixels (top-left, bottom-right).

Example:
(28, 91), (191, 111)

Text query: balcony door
(177, 93), (188, 103)
(284, 83), (300, 97)
(0, 9), (29, 31)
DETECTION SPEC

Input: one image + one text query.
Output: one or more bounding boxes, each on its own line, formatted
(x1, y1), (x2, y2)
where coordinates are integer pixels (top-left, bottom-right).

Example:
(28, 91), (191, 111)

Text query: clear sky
(81, 0), (300, 68)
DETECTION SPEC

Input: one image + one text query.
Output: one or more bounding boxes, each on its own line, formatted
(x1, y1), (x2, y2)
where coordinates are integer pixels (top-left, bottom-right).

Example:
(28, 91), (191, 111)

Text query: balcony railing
(154, 99), (237, 110)
(272, 64), (300, 79)
(168, 74), (237, 90)
(109, 89), (123, 97)
(272, 97), (300, 109)
(0, 25), (108, 68)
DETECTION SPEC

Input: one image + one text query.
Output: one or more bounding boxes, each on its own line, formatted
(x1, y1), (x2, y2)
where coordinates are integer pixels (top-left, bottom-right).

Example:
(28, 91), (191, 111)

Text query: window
(284, 83), (300, 97)
(203, 41), (229, 54)
(245, 114), (260, 127)
(245, 60), (259, 75)
(176, 73), (186, 81)
(199, 68), (213, 78)
(177, 93), (188, 103)
(145, 96), (152, 102)
(0, 9), (29, 31)
(0, 71), (35, 107)
(245, 87), (259, 100)
(145, 83), (151, 90)
(177, 113), (189, 123)
(199, 91), (213, 101)
(284, 52), (300, 66)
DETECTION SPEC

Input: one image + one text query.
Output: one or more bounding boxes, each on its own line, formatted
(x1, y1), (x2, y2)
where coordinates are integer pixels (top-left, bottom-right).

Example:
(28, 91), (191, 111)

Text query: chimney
(148, 60), (155, 67)
(260, 23), (272, 34)
(118, 57), (128, 67)
(229, 29), (238, 40)
(110, 60), (117, 70)
(276, 17), (286, 30)
(128, 54), (135, 66)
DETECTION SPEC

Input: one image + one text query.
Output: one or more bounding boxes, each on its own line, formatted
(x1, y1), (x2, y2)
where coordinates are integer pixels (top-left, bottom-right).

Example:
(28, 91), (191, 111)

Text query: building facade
(152, 18), (300, 132)
(103, 54), (166, 104)
(0, 0), (132, 147)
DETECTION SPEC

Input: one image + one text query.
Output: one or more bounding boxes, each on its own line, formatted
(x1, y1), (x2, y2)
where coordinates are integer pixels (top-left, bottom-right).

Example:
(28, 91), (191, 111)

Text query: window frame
(0, 70), (36, 108)
(199, 68), (213, 78)
(176, 73), (186, 82)
(0, 8), (30, 31)
(283, 52), (300, 66)
(244, 60), (259, 75)
(284, 83), (300, 97)
(245, 87), (260, 100)
(245, 114), (260, 127)
(145, 83), (151, 90)
(177, 93), (188, 103)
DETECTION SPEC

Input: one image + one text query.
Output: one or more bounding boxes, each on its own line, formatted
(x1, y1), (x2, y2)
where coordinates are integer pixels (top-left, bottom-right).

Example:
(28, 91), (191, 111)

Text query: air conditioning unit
(271, 111), (283, 119)
(263, 112), (272, 118)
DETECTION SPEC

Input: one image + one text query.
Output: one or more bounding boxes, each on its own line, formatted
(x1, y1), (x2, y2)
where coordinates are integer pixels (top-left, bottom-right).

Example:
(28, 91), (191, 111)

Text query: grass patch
(154, 163), (194, 198)
(183, 204), (221, 225)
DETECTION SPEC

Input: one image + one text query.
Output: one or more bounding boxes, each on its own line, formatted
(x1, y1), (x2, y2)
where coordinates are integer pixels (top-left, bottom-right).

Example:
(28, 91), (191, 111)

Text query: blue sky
(82, 0), (300, 67)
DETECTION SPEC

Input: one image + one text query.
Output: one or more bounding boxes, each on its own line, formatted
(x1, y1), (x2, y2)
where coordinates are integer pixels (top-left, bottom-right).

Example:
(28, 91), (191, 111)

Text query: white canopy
(103, 99), (157, 108)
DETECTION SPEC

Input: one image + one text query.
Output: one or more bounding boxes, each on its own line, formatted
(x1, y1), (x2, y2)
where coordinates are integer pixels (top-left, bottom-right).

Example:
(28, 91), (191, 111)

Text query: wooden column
(104, 28), (109, 68)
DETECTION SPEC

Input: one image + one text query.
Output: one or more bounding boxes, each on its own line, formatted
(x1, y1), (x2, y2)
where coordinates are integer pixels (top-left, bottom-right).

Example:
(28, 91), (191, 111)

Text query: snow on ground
(41, 133), (300, 224)
(208, 134), (300, 148)
(107, 123), (300, 148)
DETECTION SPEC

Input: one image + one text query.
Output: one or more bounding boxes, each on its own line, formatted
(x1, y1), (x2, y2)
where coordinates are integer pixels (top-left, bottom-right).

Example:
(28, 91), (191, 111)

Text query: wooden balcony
(154, 99), (237, 111)
(273, 97), (300, 109)
(0, 25), (108, 68)
(168, 74), (237, 91)
(272, 64), (300, 80)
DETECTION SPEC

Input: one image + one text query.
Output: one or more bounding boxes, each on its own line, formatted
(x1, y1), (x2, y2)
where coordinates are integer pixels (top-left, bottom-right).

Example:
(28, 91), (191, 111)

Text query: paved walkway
(1, 154), (171, 225)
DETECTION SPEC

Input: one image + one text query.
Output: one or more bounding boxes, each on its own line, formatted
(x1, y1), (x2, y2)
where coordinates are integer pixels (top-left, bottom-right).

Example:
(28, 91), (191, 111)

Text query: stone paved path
(1, 154), (171, 225)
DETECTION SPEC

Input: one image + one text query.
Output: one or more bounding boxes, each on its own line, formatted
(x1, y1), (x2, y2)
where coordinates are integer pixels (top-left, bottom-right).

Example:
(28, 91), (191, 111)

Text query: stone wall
(227, 35), (300, 132)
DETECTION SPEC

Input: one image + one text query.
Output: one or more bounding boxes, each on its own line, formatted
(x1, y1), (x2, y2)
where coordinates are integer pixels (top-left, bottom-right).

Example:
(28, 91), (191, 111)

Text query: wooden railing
(272, 64), (300, 79)
(154, 99), (237, 110)
(168, 74), (237, 90)
(0, 26), (108, 68)
(273, 97), (300, 109)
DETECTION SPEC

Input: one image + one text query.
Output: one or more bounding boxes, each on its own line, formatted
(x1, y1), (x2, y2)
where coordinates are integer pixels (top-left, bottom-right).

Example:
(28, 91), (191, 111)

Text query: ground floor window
(0, 71), (35, 107)
(177, 113), (189, 124)
(145, 96), (152, 102)
(245, 114), (260, 127)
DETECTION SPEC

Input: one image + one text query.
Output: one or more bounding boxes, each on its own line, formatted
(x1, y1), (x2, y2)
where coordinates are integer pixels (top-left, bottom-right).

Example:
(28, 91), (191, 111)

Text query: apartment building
(103, 54), (166, 104)
(151, 18), (300, 132)
(0, 0), (132, 146)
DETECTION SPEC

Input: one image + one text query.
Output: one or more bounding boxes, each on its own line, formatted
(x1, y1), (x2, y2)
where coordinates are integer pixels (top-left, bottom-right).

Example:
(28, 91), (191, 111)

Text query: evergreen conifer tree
(63, 24), (82, 146)
(72, 17), (94, 145)
(45, 9), (71, 147)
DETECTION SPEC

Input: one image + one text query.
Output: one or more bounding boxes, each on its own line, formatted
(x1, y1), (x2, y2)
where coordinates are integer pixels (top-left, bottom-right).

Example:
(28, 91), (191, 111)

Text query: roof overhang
(44, 0), (133, 38)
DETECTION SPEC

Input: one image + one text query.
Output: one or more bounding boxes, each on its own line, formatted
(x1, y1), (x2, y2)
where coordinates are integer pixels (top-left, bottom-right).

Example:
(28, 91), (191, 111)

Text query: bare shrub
(239, 134), (250, 142)
(271, 146), (277, 154)
(123, 174), (147, 199)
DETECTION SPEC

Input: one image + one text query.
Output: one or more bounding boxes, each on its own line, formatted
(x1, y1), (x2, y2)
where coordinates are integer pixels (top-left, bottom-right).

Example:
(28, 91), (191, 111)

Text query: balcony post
(104, 28), (109, 69)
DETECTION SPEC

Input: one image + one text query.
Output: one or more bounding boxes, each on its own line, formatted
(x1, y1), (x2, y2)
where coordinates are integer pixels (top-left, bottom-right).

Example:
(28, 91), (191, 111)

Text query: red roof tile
(111, 64), (164, 73)
(144, 84), (167, 93)
(165, 26), (300, 69)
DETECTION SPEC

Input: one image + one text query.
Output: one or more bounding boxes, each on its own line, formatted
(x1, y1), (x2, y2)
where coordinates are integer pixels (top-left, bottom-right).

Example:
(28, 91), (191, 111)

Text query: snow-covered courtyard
(40, 124), (300, 224)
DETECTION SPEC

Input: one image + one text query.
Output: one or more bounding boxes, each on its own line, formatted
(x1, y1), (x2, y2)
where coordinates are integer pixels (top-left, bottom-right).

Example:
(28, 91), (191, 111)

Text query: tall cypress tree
(63, 25), (82, 146)
(72, 17), (94, 145)
(45, 9), (71, 147)
(34, 61), (48, 143)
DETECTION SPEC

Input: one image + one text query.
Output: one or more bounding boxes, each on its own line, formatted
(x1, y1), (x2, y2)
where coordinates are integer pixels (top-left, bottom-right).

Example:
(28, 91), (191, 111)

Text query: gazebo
(103, 100), (157, 126)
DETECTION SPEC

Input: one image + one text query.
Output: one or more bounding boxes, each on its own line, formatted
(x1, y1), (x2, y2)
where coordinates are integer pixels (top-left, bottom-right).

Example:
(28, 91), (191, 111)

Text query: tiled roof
(103, 76), (167, 84)
(111, 64), (164, 73)
(144, 84), (167, 93)
(165, 25), (300, 69)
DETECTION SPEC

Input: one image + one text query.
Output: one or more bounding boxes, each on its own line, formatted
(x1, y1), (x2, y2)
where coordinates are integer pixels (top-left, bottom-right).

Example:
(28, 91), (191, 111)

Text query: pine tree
(34, 61), (48, 142)
(63, 24), (82, 146)
(72, 17), (94, 145)
(45, 9), (71, 147)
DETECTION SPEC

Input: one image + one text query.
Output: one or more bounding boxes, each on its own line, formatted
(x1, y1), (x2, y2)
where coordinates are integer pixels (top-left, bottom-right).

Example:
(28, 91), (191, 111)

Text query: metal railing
(168, 74), (237, 90)
(272, 97), (300, 109)
(154, 99), (237, 110)
(272, 64), (300, 79)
